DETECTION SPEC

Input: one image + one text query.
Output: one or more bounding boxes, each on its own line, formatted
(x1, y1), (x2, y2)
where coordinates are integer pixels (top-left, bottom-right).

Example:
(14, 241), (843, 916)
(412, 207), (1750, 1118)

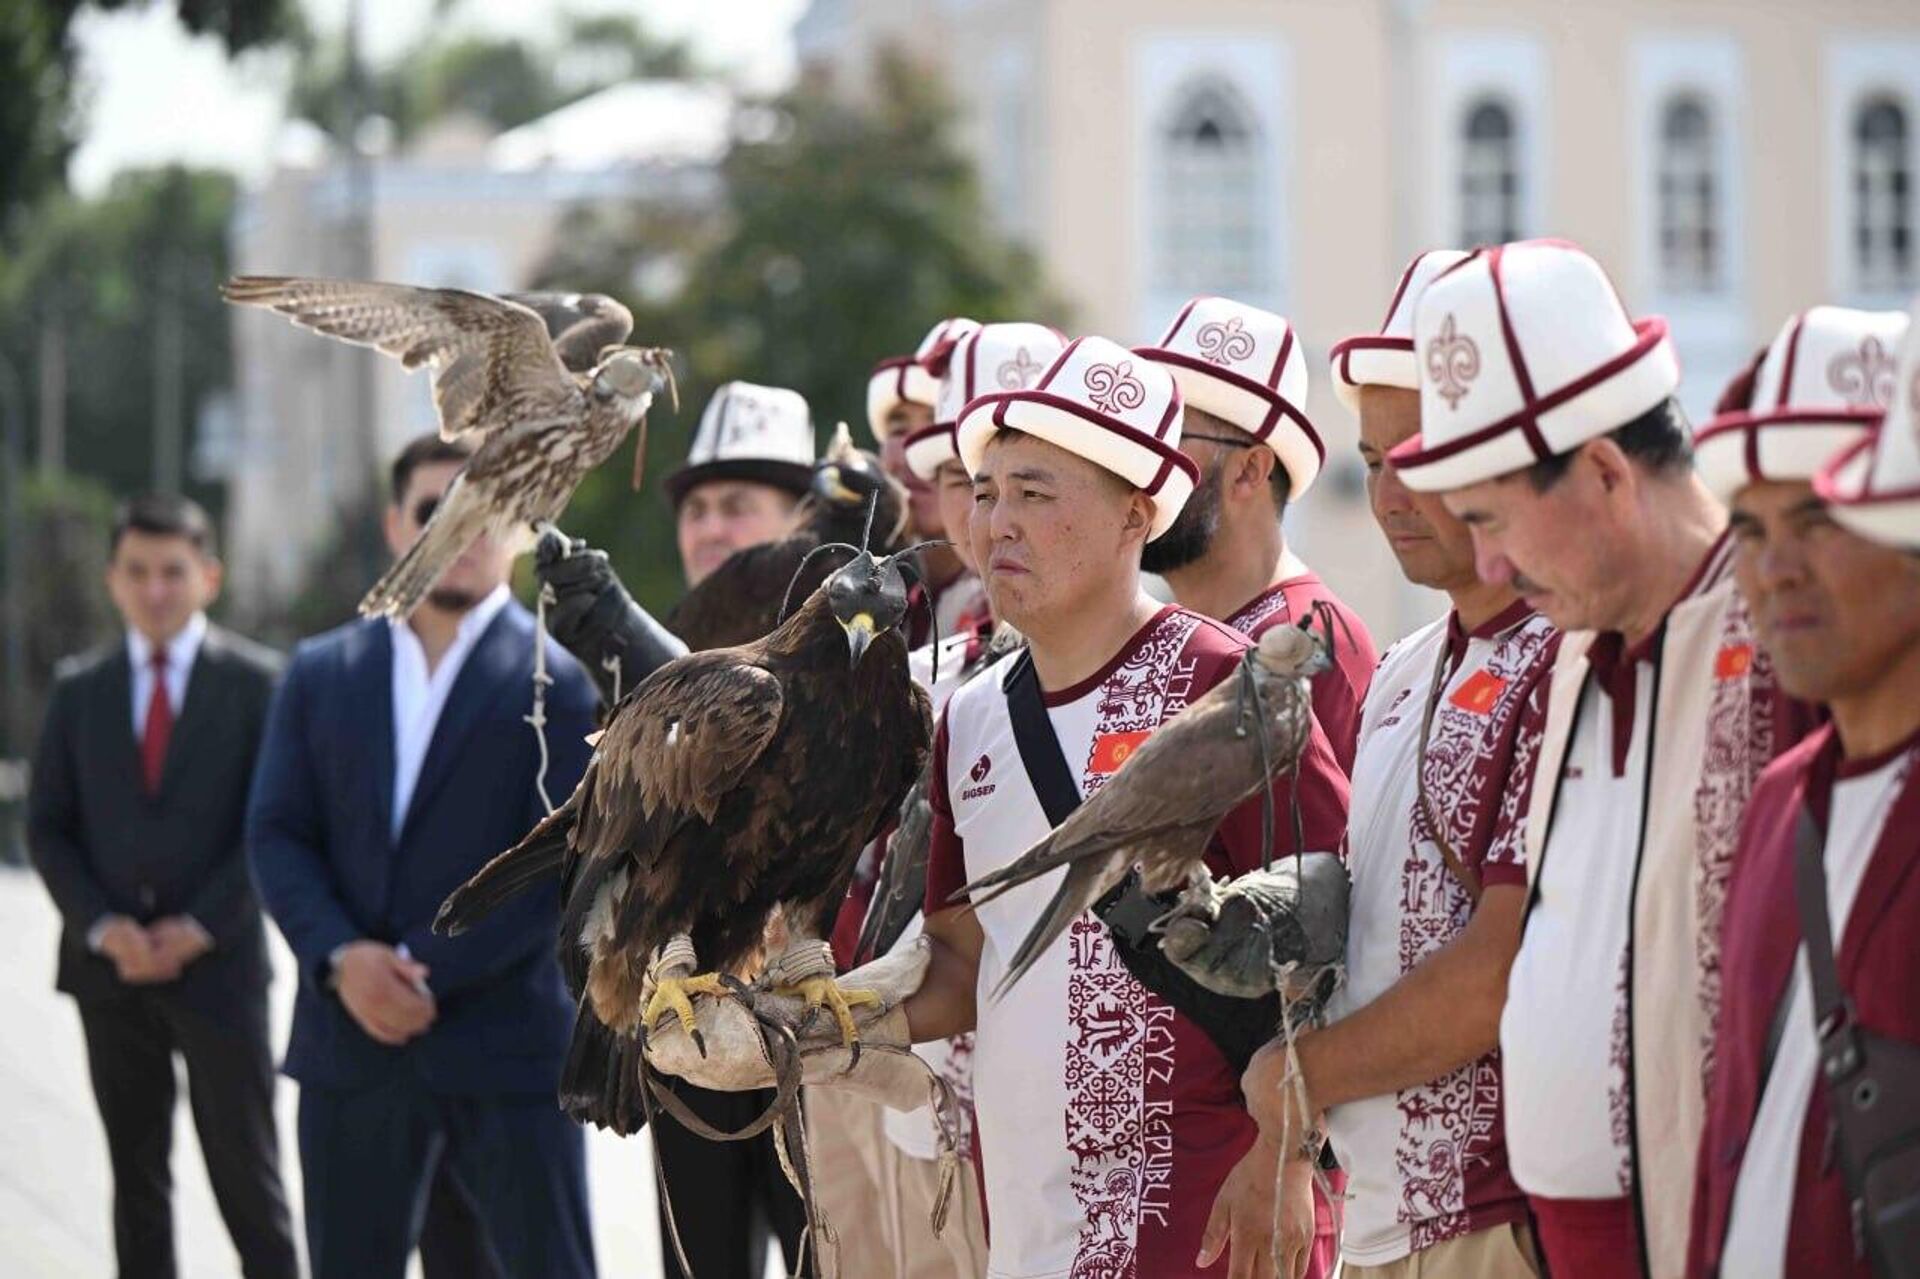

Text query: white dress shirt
(127, 611), (207, 737)
(388, 585), (511, 841)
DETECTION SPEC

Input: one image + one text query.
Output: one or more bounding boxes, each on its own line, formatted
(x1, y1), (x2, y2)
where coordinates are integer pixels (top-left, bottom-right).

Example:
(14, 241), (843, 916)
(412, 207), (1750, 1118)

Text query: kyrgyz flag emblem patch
(1089, 729), (1153, 775)
(1714, 644), (1753, 680)
(1448, 670), (1507, 715)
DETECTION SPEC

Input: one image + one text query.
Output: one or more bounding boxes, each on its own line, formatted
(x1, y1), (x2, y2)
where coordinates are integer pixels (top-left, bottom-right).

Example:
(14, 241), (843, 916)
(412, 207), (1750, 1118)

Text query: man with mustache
(1244, 251), (1553, 1278)
(1135, 299), (1377, 768)
(1686, 302), (1917, 1279)
(1353, 241), (1807, 1278)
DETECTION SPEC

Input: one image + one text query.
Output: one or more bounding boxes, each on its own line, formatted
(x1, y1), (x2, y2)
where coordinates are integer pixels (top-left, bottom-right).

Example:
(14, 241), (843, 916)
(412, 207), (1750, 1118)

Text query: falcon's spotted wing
(222, 276), (576, 443)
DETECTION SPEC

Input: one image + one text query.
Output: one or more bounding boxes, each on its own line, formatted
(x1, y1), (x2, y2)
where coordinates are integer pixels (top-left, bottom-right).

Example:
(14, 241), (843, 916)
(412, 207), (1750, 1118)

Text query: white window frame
(1131, 32), (1291, 338)
(1631, 36), (1746, 305)
(1826, 38), (1920, 306)
(1423, 33), (1547, 250)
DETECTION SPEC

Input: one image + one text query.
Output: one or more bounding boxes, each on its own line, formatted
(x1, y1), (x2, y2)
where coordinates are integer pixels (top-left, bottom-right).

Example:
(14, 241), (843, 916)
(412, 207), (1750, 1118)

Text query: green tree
(0, 1), (295, 234)
(535, 52), (1062, 614)
(289, 14), (698, 145)
(0, 167), (240, 517)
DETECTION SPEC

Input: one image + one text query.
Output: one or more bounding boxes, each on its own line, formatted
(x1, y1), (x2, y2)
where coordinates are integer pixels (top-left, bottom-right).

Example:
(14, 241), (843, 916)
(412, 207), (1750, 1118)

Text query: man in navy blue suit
(247, 434), (600, 1279)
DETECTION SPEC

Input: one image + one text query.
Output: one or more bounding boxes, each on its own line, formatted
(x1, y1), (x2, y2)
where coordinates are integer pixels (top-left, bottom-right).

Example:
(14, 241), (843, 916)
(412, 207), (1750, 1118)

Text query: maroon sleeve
(923, 712), (970, 912)
(1212, 714), (1351, 875)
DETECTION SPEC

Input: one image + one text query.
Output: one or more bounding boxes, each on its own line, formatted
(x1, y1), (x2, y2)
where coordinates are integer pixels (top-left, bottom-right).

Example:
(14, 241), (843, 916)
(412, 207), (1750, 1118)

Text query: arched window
(1460, 97), (1521, 245)
(1658, 95), (1720, 292)
(1154, 79), (1266, 296)
(1855, 95), (1913, 291)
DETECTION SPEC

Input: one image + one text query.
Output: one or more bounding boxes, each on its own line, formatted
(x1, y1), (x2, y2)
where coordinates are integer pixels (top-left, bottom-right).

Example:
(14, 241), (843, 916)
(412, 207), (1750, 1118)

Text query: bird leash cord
(635, 967), (965, 1279)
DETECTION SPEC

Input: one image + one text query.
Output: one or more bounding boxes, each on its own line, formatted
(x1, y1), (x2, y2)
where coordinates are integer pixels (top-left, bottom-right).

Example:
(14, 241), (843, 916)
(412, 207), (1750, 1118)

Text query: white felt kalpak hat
(904, 321), (1067, 481)
(1327, 249), (1472, 412)
(1134, 296), (1326, 498)
(665, 380), (814, 506)
(955, 335), (1200, 540)
(865, 316), (981, 442)
(1816, 295), (1920, 550)
(1694, 306), (1909, 503)
(1389, 240), (1681, 493)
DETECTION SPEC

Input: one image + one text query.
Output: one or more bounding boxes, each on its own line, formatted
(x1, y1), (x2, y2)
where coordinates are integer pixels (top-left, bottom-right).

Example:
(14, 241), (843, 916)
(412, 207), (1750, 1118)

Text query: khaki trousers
(1344, 1220), (1541, 1279)
(875, 1132), (989, 1279)
(806, 1085), (989, 1277)
(806, 1085), (891, 1277)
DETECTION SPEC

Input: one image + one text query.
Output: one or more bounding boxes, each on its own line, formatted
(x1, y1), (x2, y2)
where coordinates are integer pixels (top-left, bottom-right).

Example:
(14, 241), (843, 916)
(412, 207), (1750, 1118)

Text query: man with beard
(1686, 302), (1915, 1279)
(248, 434), (600, 1279)
(870, 317), (988, 645)
(1136, 299), (1377, 768)
(1245, 250), (1552, 1278)
(1369, 241), (1808, 1279)
(903, 336), (1351, 1279)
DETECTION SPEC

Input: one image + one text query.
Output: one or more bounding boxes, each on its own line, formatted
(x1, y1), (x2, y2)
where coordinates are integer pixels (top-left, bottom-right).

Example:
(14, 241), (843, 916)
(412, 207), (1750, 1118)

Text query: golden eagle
(435, 543), (933, 1133)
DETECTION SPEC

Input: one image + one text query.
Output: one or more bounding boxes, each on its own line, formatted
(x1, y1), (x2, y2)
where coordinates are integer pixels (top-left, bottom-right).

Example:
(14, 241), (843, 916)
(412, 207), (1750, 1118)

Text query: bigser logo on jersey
(962, 753), (996, 801)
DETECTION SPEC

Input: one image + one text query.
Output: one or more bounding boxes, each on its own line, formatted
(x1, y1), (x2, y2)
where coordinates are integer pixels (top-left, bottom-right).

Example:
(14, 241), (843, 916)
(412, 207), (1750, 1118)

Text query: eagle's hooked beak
(842, 612), (876, 669)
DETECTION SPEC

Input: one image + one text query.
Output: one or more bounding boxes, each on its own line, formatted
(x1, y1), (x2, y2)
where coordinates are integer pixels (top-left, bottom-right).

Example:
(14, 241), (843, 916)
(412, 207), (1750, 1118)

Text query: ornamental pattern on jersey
(1065, 610), (1202, 1279)
(1396, 616), (1555, 1247)
(1607, 948), (1633, 1194)
(1692, 592), (1781, 1093)
(1225, 583), (1297, 637)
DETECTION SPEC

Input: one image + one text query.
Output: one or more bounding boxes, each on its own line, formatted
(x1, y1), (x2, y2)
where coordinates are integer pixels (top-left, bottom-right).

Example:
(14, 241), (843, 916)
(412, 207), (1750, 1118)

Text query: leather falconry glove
(534, 528), (687, 706)
(644, 938), (935, 1115)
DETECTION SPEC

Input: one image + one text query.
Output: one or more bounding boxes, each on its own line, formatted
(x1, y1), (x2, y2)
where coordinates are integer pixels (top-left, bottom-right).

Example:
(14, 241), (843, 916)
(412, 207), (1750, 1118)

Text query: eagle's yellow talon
(643, 971), (731, 1038)
(776, 975), (881, 1046)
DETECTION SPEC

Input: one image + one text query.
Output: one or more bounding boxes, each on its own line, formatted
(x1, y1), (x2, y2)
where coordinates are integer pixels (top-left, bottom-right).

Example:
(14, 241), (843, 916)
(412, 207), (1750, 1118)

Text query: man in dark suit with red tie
(27, 493), (298, 1279)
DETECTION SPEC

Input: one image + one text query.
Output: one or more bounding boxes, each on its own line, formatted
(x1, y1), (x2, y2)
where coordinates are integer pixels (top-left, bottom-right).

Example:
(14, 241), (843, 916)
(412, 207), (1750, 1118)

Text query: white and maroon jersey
(1503, 638), (1653, 1199)
(925, 605), (1351, 1279)
(1718, 746), (1903, 1276)
(1692, 723), (1920, 1279)
(1327, 604), (1554, 1265)
(1224, 551), (1378, 773)
(882, 624), (996, 1162)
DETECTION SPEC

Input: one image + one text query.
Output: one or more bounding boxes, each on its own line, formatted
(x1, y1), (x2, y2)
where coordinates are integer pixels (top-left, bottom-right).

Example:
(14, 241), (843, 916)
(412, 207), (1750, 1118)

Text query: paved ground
(0, 866), (791, 1279)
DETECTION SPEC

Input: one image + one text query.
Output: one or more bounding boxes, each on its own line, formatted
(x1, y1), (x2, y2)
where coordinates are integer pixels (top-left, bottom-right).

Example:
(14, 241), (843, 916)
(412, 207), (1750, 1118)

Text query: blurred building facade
(224, 82), (728, 615)
(797, 0), (1920, 641)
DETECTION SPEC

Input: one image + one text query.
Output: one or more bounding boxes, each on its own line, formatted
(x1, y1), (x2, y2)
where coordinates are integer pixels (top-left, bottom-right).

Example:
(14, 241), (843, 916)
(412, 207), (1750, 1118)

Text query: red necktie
(141, 648), (173, 796)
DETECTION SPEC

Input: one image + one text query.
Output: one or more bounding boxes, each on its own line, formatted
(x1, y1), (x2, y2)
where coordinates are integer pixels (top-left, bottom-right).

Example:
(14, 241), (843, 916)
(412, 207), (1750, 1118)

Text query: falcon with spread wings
(434, 542), (934, 1134)
(222, 276), (673, 618)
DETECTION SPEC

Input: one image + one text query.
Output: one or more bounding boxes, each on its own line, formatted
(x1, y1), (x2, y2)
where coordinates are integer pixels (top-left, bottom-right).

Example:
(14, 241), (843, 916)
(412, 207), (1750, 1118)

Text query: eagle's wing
(502, 291), (634, 372)
(222, 276), (576, 443)
(575, 650), (787, 862)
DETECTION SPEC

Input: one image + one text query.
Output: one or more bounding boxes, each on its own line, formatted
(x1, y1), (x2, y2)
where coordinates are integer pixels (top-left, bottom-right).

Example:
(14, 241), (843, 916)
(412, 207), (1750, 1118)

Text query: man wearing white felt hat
(827, 323), (1071, 1279)
(1243, 249), (1555, 1279)
(1368, 240), (1812, 1279)
(872, 318), (985, 645)
(665, 380), (816, 586)
(1135, 298), (1378, 774)
(905, 321), (1068, 632)
(901, 336), (1352, 1279)
(1692, 300), (1920, 1279)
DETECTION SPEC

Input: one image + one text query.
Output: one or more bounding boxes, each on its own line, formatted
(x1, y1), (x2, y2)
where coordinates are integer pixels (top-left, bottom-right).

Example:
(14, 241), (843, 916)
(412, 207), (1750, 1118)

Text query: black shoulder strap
(1000, 646), (1282, 1072)
(1003, 649), (1083, 827)
(1793, 805), (1854, 1056)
